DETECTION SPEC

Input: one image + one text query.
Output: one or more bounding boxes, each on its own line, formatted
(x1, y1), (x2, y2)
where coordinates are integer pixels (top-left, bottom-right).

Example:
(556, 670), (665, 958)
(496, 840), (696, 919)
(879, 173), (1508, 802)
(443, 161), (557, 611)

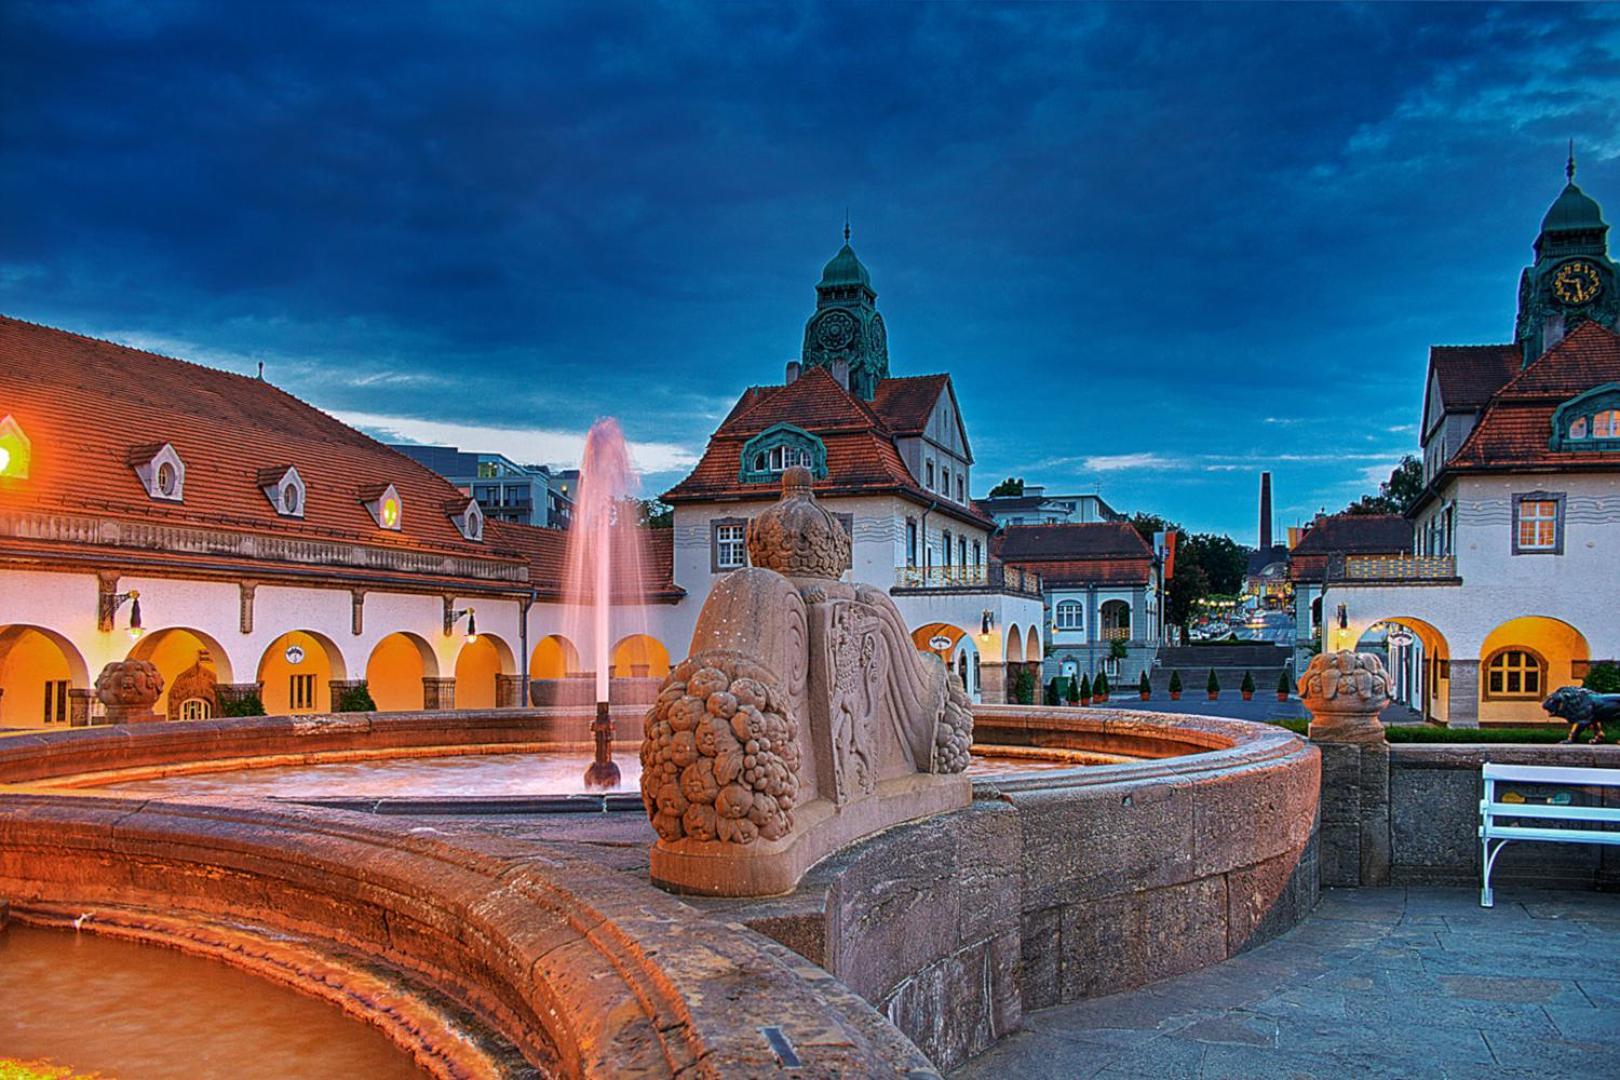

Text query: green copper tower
(1514, 147), (1618, 365)
(801, 222), (889, 399)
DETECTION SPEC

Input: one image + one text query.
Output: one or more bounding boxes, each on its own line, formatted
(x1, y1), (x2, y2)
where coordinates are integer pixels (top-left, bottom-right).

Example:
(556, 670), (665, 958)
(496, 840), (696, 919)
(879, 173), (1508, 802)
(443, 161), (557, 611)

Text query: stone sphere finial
(95, 658), (165, 724)
(745, 466), (851, 578)
(1297, 650), (1391, 744)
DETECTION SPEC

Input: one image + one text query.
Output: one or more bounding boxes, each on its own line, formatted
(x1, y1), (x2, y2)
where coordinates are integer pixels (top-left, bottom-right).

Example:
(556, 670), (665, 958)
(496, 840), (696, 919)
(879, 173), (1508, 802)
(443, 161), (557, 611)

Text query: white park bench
(1479, 762), (1620, 907)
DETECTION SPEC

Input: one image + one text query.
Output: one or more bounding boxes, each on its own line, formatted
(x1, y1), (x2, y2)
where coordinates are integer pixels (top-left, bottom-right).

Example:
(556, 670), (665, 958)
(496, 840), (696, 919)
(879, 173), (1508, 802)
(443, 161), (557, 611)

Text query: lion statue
(1542, 686), (1620, 744)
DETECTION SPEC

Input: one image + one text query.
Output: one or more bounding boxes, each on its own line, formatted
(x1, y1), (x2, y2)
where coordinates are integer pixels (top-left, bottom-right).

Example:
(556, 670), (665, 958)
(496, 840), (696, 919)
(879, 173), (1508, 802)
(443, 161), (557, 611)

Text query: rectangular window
(43, 679), (68, 723)
(1512, 493), (1564, 554)
(972, 540), (982, 568)
(957, 476), (965, 502)
(906, 519), (918, 567)
(958, 536), (967, 566)
(1055, 602), (1084, 630)
(290, 673), (316, 712)
(713, 521), (747, 570)
(941, 530), (952, 567)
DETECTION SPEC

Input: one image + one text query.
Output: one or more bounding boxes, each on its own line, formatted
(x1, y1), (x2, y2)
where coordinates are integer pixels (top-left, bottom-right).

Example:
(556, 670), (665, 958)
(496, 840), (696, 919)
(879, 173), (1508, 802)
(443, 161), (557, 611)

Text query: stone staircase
(1149, 642), (1294, 695)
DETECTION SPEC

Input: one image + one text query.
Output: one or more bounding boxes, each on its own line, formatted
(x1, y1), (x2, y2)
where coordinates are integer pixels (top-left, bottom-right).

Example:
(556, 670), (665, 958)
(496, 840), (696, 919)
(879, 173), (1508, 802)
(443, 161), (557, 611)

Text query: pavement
(952, 887), (1620, 1079)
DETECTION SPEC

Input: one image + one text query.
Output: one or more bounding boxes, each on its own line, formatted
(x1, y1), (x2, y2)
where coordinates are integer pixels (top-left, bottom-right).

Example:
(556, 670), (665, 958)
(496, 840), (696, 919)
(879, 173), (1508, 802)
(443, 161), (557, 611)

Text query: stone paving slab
(954, 887), (1620, 1079)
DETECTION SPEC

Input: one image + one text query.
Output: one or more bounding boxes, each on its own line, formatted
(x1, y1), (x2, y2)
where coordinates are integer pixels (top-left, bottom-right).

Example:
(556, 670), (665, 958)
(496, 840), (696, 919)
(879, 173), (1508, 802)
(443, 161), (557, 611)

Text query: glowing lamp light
(0, 445), (9, 473)
(464, 608), (478, 644)
(381, 497), (399, 528)
(980, 610), (994, 642)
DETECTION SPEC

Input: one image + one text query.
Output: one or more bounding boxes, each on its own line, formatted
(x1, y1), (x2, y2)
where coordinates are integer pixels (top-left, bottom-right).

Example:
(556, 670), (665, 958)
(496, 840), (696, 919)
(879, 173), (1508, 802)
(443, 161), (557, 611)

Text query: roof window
(445, 496), (484, 541)
(738, 423), (828, 484)
(0, 414), (31, 480)
(360, 483), (403, 530)
(128, 443), (186, 502)
(258, 465), (307, 518)
(1549, 383), (1620, 451)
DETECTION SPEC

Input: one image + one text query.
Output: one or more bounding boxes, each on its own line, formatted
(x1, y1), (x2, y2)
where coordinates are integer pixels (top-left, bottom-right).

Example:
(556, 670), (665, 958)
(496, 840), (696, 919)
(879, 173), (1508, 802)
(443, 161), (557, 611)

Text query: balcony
(893, 561), (1043, 598)
(1099, 626), (1131, 642)
(1328, 554), (1459, 585)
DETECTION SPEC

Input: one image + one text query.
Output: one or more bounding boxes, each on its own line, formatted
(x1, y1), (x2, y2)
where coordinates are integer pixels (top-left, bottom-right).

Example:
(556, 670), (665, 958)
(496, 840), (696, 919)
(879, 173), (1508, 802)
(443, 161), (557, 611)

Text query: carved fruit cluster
(94, 659), (164, 708)
(640, 650), (801, 845)
(934, 674), (974, 774)
(1297, 650), (1391, 704)
(744, 466), (851, 579)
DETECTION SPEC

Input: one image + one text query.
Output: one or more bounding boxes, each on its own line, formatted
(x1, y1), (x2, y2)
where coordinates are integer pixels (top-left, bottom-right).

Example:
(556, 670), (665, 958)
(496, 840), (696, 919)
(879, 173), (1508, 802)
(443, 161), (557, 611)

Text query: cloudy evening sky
(4, 2), (1619, 541)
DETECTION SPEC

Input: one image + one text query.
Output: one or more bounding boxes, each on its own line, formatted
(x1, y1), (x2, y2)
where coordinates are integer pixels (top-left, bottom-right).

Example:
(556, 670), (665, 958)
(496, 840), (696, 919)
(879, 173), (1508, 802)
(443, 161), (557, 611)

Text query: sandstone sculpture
(641, 466), (973, 895)
(1297, 650), (1390, 744)
(95, 658), (165, 724)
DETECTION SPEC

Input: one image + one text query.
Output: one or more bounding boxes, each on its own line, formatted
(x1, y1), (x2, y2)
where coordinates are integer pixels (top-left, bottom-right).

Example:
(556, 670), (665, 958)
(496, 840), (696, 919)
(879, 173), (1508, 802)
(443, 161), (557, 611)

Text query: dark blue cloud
(3, 1), (1618, 537)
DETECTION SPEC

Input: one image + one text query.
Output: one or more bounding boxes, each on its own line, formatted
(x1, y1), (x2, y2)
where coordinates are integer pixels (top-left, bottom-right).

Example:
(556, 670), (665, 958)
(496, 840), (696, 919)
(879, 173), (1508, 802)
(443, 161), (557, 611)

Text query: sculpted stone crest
(95, 658), (165, 724)
(642, 465), (973, 896)
(1297, 651), (1391, 744)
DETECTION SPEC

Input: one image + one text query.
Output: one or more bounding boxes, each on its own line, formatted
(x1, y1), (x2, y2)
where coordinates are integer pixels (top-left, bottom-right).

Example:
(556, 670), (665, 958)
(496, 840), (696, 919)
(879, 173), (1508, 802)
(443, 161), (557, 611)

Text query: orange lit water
(0, 925), (425, 1079)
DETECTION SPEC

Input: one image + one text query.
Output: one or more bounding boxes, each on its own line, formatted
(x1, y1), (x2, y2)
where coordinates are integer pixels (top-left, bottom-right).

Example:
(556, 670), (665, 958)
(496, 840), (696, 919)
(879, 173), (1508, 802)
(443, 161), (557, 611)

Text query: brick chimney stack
(1259, 471), (1273, 551)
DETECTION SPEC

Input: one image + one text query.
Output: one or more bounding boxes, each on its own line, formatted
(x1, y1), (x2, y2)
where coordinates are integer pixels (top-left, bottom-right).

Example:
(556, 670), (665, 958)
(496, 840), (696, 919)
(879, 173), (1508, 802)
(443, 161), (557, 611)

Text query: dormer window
(360, 483), (403, 530)
(737, 423), (828, 484)
(258, 465), (306, 518)
(1550, 383), (1620, 451)
(0, 414), (33, 479)
(445, 496), (484, 541)
(128, 443), (186, 502)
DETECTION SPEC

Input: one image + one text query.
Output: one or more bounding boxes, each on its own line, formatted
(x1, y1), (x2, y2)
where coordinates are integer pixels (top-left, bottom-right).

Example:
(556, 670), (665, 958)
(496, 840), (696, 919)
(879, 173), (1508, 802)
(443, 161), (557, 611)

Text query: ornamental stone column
(94, 659), (164, 724)
(68, 688), (94, 727)
(495, 673), (524, 709)
(422, 677), (456, 711)
(1298, 650), (1392, 888)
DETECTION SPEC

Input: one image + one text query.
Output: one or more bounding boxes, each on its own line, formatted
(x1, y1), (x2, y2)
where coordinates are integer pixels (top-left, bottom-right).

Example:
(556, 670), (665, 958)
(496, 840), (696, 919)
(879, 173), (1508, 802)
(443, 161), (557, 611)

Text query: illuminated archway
(611, 634), (670, 679)
(0, 625), (88, 728)
(258, 630), (346, 715)
(1023, 624), (1043, 662)
(1479, 617), (1589, 724)
(1005, 624), (1024, 664)
(531, 634), (581, 680)
(454, 633), (515, 710)
(1353, 616), (1450, 724)
(365, 632), (438, 712)
(130, 626), (236, 718)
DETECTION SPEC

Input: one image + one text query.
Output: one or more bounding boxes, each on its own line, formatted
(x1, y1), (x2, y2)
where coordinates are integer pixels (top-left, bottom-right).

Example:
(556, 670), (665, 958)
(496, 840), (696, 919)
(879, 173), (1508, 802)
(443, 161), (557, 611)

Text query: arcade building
(0, 235), (1042, 730)
(1323, 154), (1620, 725)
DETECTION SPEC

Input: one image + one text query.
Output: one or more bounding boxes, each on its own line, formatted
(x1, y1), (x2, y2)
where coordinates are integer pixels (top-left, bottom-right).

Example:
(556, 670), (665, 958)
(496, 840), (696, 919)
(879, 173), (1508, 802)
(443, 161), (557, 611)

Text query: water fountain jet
(561, 418), (649, 792)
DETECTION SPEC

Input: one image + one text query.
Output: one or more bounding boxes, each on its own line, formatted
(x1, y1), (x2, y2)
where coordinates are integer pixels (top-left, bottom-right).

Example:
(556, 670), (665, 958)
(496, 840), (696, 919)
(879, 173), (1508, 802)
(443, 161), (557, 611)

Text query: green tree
(1584, 662), (1620, 694)
(1207, 668), (1221, 695)
(1169, 670), (1183, 695)
(1344, 455), (1423, 516)
(1187, 533), (1247, 595)
(1277, 670), (1293, 697)
(1241, 671), (1255, 696)
(335, 683), (378, 712)
(221, 692), (266, 717)
(1138, 671), (1151, 697)
(1093, 671), (1110, 698)
(989, 477), (1025, 497)
(636, 498), (673, 529)
(1066, 674), (1080, 705)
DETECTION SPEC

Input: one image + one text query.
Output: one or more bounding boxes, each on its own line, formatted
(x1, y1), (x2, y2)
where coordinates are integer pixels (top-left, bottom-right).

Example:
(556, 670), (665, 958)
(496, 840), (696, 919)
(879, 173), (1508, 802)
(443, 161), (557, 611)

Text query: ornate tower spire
(1514, 146), (1617, 365)
(800, 229), (890, 400)
(1568, 140), (1576, 182)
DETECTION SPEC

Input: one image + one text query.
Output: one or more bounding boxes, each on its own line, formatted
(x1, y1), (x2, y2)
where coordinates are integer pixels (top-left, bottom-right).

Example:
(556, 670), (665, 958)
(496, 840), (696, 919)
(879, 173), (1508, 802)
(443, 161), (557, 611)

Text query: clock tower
(801, 224), (889, 400)
(1514, 149), (1619, 365)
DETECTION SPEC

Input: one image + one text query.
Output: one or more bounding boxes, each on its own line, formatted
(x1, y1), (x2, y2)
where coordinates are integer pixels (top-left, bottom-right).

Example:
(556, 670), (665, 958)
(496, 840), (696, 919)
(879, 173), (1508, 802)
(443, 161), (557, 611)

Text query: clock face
(1553, 260), (1603, 305)
(867, 313), (887, 356)
(816, 310), (856, 350)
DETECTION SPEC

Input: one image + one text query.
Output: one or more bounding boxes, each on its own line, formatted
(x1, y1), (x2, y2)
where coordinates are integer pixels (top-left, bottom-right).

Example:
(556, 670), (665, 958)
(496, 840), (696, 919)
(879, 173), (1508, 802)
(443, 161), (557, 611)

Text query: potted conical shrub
(1168, 670), (1182, 701)
(1093, 671), (1110, 703)
(1066, 674), (1080, 707)
(1240, 671), (1255, 702)
(1078, 672), (1092, 706)
(1138, 671), (1151, 701)
(1276, 670), (1291, 702)
(1207, 668), (1220, 701)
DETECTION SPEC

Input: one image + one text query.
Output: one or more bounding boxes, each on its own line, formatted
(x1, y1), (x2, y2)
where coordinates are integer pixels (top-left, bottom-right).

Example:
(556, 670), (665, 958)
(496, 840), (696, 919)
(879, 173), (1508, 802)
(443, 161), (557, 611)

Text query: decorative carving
(936, 670), (974, 774)
(745, 466), (850, 578)
(640, 650), (801, 846)
(239, 581), (257, 634)
(166, 651), (217, 720)
(350, 589), (365, 636)
(1297, 650), (1391, 744)
(827, 602), (879, 802)
(96, 571), (120, 632)
(95, 659), (164, 724)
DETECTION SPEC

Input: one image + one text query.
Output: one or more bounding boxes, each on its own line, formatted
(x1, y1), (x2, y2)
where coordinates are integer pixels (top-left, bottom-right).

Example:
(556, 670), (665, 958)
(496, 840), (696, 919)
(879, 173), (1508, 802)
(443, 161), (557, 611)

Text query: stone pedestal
(1299, 651), (1392, 887)
(423, 677), (456, 711)
(1447, 659), (1480, 728)
(979, 661), (1007, 705)
(495, 674), (524, 709)
(215, 682), (264, 714)
(94, 659), (164, 724)
(68, 688), (93, 727)
(328, 679), (368, 710)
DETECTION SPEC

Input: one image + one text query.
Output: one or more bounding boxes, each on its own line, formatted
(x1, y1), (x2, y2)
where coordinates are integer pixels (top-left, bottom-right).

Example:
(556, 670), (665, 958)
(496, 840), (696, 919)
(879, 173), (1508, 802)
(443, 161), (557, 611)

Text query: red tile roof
(1446, 321), (1620, 474)
(1288, 514), (1412, 583)
(0, 314), (526, 571)
(1428, 344), (1521, 412)
(484, 519), (682, 601)
(992, 523), (1153, 586)
(664, 366), (991, 528)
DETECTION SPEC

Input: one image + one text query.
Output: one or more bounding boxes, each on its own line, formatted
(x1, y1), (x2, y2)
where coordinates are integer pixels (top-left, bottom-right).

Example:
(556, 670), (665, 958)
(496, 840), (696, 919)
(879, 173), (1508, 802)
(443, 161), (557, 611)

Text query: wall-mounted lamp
(1335, 603), (1348, 631)
(102, 589), (142, 640)
(446, 605), (477, 643)
(980, 610), (994, 641)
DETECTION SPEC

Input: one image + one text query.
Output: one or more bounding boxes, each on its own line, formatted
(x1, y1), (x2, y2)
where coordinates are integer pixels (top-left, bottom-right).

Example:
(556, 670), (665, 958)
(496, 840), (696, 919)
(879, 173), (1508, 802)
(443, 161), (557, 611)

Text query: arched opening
(365, 632), (438, 712)
(1354, 617), (1450, 724)
(531, 634), (581, 680)
(130, 627), (236, 719)
(1100, 600), (1131, 642)
(1023, 624), (1044, 662)
(454, 633), (515, 710)
(1005, 624), (1024, 664)
(258, 630), (346, 715)
(0, 625), (88, 729)
(610, 634), (670, 680)
(953, 635), (981, 704)
(1479, 617), (1589, 724)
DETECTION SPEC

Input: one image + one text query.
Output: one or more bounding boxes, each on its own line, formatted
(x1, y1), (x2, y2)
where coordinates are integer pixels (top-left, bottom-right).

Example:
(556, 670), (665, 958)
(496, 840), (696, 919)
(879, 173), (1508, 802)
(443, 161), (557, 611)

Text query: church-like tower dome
(819, 243), (872, 289)
(1541, 181), (1607, 234)
(801, 225), (890, 399)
